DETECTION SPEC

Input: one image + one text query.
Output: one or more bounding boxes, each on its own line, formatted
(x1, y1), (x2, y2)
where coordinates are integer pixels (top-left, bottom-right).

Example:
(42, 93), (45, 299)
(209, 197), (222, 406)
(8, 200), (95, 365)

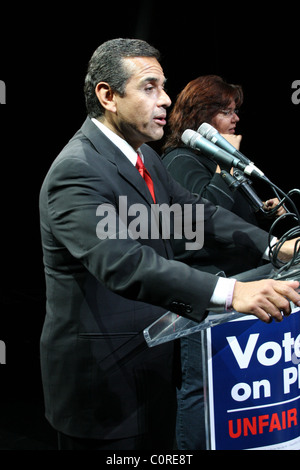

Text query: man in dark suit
(39, 38), (300, 450)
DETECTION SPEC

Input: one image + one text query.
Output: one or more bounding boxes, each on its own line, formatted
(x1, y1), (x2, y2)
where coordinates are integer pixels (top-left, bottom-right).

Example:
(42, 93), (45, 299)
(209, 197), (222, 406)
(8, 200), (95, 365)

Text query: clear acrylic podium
(143, 309), (245, 347)
(143, 263), (300, 450)
(143, 264), (300, 348)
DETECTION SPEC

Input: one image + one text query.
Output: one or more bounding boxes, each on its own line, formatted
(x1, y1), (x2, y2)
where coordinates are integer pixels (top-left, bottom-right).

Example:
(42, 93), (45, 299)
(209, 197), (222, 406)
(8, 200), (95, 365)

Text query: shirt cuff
(263, 236), (277, 260)
(208, 277), (237, 312)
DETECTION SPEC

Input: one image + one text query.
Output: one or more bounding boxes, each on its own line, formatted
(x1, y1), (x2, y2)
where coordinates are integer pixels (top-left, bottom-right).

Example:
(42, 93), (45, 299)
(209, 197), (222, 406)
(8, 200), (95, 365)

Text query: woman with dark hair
(161, 75), (260, 223)
(163, 75), (283, 270)
(163, 75), (243, 151)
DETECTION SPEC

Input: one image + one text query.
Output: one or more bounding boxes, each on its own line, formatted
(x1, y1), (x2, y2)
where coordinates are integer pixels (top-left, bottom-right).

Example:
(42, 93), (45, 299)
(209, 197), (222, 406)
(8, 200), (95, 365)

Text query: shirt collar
(91, 118), (143, 165)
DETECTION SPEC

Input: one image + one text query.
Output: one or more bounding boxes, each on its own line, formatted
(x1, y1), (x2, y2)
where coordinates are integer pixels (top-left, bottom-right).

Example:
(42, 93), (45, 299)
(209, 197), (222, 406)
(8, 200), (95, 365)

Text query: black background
(0, 1), (299, 450)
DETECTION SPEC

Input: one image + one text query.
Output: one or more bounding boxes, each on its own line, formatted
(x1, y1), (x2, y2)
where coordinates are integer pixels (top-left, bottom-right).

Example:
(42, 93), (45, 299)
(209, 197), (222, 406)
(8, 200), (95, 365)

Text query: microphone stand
(220, 169), (265, 212)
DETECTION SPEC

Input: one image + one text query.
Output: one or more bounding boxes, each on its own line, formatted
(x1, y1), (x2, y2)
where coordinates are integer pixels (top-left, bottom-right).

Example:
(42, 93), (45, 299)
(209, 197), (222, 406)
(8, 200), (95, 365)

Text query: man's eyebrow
(141, 76), (168, 85)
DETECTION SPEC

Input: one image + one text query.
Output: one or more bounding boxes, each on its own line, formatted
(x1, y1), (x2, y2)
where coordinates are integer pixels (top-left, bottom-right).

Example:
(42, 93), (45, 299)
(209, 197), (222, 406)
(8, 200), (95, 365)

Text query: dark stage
(1, 2), (299, 450)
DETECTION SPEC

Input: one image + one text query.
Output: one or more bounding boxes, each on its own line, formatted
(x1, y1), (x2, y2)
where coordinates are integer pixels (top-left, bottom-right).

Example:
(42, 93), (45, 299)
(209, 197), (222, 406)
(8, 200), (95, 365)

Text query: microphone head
(197, 122), (218, 140)
(181, 129), (198, 147)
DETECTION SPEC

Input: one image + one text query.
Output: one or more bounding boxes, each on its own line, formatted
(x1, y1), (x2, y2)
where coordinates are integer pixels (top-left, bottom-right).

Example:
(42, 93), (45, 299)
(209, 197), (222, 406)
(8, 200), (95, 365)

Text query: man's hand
(232, 279), (300, 323)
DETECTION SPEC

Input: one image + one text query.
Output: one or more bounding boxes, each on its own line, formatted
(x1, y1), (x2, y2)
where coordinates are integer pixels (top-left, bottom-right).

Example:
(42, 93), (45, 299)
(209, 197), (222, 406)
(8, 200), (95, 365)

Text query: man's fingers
(273, 280), (300, 305)
(249, 297), (286, 323)
(232, 279), (300, 323)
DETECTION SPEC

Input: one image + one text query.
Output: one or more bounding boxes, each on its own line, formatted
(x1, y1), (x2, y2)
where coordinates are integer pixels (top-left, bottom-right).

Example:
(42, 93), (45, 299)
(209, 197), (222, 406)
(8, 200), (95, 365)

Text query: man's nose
(159, 88), (172, 108)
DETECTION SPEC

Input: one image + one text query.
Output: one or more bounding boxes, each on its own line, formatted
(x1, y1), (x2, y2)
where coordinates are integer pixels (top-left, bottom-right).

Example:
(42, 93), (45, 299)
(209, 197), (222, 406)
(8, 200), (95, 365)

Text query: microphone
(197, 122), (252, 165)
(181, 129), (265, 180)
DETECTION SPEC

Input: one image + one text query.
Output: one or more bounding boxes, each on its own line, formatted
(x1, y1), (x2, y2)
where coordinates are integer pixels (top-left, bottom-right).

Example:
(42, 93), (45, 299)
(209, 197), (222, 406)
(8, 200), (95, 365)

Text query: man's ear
(95, 82), (117, 113)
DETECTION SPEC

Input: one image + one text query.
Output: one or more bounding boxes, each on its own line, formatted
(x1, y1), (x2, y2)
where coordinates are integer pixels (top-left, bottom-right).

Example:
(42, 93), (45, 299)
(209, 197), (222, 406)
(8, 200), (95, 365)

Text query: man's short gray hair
(84, 38), (161, 118)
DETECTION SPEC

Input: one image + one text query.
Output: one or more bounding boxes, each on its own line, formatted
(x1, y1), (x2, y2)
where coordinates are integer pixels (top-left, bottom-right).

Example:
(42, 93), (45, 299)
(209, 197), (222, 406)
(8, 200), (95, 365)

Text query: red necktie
(136, 153), (156, 203)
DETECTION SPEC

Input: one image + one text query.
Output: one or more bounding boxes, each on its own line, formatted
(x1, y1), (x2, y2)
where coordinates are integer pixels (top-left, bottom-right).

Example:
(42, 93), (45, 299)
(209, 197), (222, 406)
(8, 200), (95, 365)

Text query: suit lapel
(81, 117), (154, 206)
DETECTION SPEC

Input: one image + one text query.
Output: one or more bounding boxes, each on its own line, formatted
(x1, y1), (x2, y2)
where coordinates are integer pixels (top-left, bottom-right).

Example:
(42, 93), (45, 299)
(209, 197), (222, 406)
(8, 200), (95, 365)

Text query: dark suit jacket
(39, 117), (269, 439)
(162, 146), (259, 223)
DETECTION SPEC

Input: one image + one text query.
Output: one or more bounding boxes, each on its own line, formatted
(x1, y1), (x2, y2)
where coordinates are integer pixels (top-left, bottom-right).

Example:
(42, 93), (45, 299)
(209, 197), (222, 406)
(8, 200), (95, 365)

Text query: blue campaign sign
(206, 309), (300, 450)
